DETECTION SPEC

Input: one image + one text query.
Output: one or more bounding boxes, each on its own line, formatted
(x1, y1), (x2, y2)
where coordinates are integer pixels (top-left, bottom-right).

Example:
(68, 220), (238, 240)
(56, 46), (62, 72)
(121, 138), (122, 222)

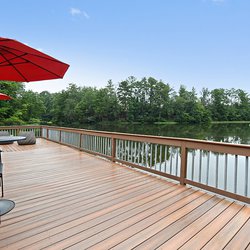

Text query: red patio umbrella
(0, 93), (12, 100)
(0, 37), (69, 82)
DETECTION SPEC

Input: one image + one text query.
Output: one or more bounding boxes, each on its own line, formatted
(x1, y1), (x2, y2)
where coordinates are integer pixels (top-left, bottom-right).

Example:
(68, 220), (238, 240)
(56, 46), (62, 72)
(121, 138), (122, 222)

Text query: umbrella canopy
(0, 37), (69, 82)
(0, 92), (12, 100)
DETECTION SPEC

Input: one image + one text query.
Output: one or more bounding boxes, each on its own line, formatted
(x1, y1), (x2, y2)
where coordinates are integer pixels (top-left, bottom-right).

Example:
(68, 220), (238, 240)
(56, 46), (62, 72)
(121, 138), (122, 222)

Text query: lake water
(80, 122), (250, 145)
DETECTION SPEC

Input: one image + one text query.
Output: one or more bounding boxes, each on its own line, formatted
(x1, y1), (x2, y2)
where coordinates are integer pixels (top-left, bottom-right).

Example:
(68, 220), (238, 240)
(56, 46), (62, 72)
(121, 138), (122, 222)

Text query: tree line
(1, 77), (250, 126)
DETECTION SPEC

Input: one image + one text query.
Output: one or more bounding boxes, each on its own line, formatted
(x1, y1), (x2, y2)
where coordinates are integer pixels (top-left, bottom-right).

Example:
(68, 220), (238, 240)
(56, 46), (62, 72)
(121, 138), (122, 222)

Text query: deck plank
(0, 139), (249, 249)
(203, 206), (250, 249)
(155, 199), (232, 249)
(224, 217), (250, 249)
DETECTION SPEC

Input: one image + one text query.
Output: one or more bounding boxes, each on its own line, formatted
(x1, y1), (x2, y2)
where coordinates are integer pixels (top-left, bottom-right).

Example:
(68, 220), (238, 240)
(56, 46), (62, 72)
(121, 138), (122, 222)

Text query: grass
(211, 121), (250, 124)
(154, 121), (178, 125)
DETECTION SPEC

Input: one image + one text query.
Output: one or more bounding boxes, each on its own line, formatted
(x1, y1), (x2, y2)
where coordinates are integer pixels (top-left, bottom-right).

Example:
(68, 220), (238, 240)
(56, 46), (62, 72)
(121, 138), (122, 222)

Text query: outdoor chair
(17, 131), (36, 145)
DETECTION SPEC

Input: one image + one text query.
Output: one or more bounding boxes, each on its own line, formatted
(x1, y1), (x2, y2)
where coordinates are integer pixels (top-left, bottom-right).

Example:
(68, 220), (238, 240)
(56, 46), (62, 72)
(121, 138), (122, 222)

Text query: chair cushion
(17, 131), (36, 145)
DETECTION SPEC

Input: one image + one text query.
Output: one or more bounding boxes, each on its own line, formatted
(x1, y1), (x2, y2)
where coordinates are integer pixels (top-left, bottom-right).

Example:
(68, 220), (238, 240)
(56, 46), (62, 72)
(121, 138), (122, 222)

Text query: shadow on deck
(0, 139), (249, 249)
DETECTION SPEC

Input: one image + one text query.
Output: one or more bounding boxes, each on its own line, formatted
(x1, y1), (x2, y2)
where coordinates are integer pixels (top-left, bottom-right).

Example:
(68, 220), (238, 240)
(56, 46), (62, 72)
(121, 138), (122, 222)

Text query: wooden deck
(0, 139), (249, 249)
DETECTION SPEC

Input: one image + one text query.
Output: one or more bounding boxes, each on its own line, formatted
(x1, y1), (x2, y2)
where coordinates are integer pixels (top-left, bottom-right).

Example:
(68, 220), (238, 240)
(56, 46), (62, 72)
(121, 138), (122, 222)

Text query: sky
(1, 0), (250, 93)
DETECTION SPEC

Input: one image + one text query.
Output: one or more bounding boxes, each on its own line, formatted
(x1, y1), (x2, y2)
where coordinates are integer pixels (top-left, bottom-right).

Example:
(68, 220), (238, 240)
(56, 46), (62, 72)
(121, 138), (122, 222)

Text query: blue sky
(1, 0), (250, 93)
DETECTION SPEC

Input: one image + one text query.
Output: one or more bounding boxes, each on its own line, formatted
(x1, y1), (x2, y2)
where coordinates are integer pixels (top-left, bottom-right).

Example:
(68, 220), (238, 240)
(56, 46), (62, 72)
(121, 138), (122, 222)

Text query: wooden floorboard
(0, 139), (249, 249)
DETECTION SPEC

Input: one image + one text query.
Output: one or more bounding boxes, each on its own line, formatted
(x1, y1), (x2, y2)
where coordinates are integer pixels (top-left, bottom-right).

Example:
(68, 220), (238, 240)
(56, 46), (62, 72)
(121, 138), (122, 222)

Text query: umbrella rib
(0, 52), (28, 66)
(1, 52), (29, 82)
(1, 45), (66, 63)
(0, 37), (69, 82)
(0, 48), (65, 80)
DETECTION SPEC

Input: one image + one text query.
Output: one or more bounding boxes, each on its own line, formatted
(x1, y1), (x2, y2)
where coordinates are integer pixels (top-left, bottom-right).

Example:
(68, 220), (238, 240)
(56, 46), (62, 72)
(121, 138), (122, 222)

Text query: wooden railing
(1, 125), (249, 203)
(0, 125), (42, 137)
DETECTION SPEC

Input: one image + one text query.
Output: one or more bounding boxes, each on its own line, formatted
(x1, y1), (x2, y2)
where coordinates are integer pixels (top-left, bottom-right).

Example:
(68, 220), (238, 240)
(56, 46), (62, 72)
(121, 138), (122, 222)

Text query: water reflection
(79, 123), (250, 145)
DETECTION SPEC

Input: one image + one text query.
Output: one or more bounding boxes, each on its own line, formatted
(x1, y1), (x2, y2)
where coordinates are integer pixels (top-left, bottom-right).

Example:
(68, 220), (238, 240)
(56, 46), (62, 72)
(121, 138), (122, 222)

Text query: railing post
(79, 133), (82, 150)
(180, 144), (188, 185)
(59, 130), (62, 143)
(47, 128), (49, 140)
(112, 137), (116, 162)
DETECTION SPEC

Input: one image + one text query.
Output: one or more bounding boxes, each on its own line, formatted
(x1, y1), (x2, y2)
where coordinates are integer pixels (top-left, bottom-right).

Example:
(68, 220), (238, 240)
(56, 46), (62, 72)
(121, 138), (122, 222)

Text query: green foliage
(1, 79), (250, 126)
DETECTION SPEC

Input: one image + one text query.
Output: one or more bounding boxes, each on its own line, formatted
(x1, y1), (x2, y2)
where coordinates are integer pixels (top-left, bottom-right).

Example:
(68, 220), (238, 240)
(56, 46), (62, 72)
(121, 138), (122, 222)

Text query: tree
(172, 86), (210, 123)
(209, 88), (230, 121)
(117, 77), (134, 120)
(39, 91), (54, 124)
(0, 81), (25, 125)
(20, 90), (45, 123)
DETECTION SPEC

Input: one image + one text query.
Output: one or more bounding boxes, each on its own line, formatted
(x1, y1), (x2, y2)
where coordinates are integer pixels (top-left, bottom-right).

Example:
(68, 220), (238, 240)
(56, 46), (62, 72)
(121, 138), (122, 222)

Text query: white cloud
(70, 8), (90, 19)
(82, 11), (90, 19)
(202, 0), (225, 3)
(70, 8), (81, 16)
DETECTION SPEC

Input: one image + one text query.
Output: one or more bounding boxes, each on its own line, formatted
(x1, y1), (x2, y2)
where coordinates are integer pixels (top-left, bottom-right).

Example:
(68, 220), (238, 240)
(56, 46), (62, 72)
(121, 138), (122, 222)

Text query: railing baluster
(127, 141), (130, 161)
(88, 135), (91, 151)
(245, 156), (249, 197)
(137, 142), (140, 164)
(96, 136), (98, 153)
(164, 146), (167, 173)
(131, 141), (133, 162)
(104, 137), (106, 155)
(191, 150), (195, 181)
(215, 153), (219, 188)
(129, 141), (132, 162)
(199, 150), (202, 183)
(150, 144), (153, 168)
(175, 148), (179, 176)
(128, 141), (131, 161)
(154, 144), (158, 169)
(134, 141), (137, 164)
(128, 140), (130, 161)
(115, 138), (118, 159)
(101, 136), (103, 154)
(125, 140), (128, 161)
(141, 143), (144, 166)
(234, 155), (238, 194)
(159, 145), (162, 172)
(121, 139), (123, 159)
(98, 136), (101, 153)
(85, 135), (87, 149)
(224, 154), (228, 190)
(206, 151), (210, 184)
(116, 139), (119, 159)
(144, 143), (147, 167)
(170, 147), (173, 174)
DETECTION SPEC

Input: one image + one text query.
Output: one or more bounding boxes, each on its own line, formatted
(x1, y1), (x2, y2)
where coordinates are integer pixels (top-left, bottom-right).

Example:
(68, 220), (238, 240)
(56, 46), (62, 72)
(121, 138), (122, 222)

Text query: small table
(0, 136), (26, 144)
(0, 199), (15, 223)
